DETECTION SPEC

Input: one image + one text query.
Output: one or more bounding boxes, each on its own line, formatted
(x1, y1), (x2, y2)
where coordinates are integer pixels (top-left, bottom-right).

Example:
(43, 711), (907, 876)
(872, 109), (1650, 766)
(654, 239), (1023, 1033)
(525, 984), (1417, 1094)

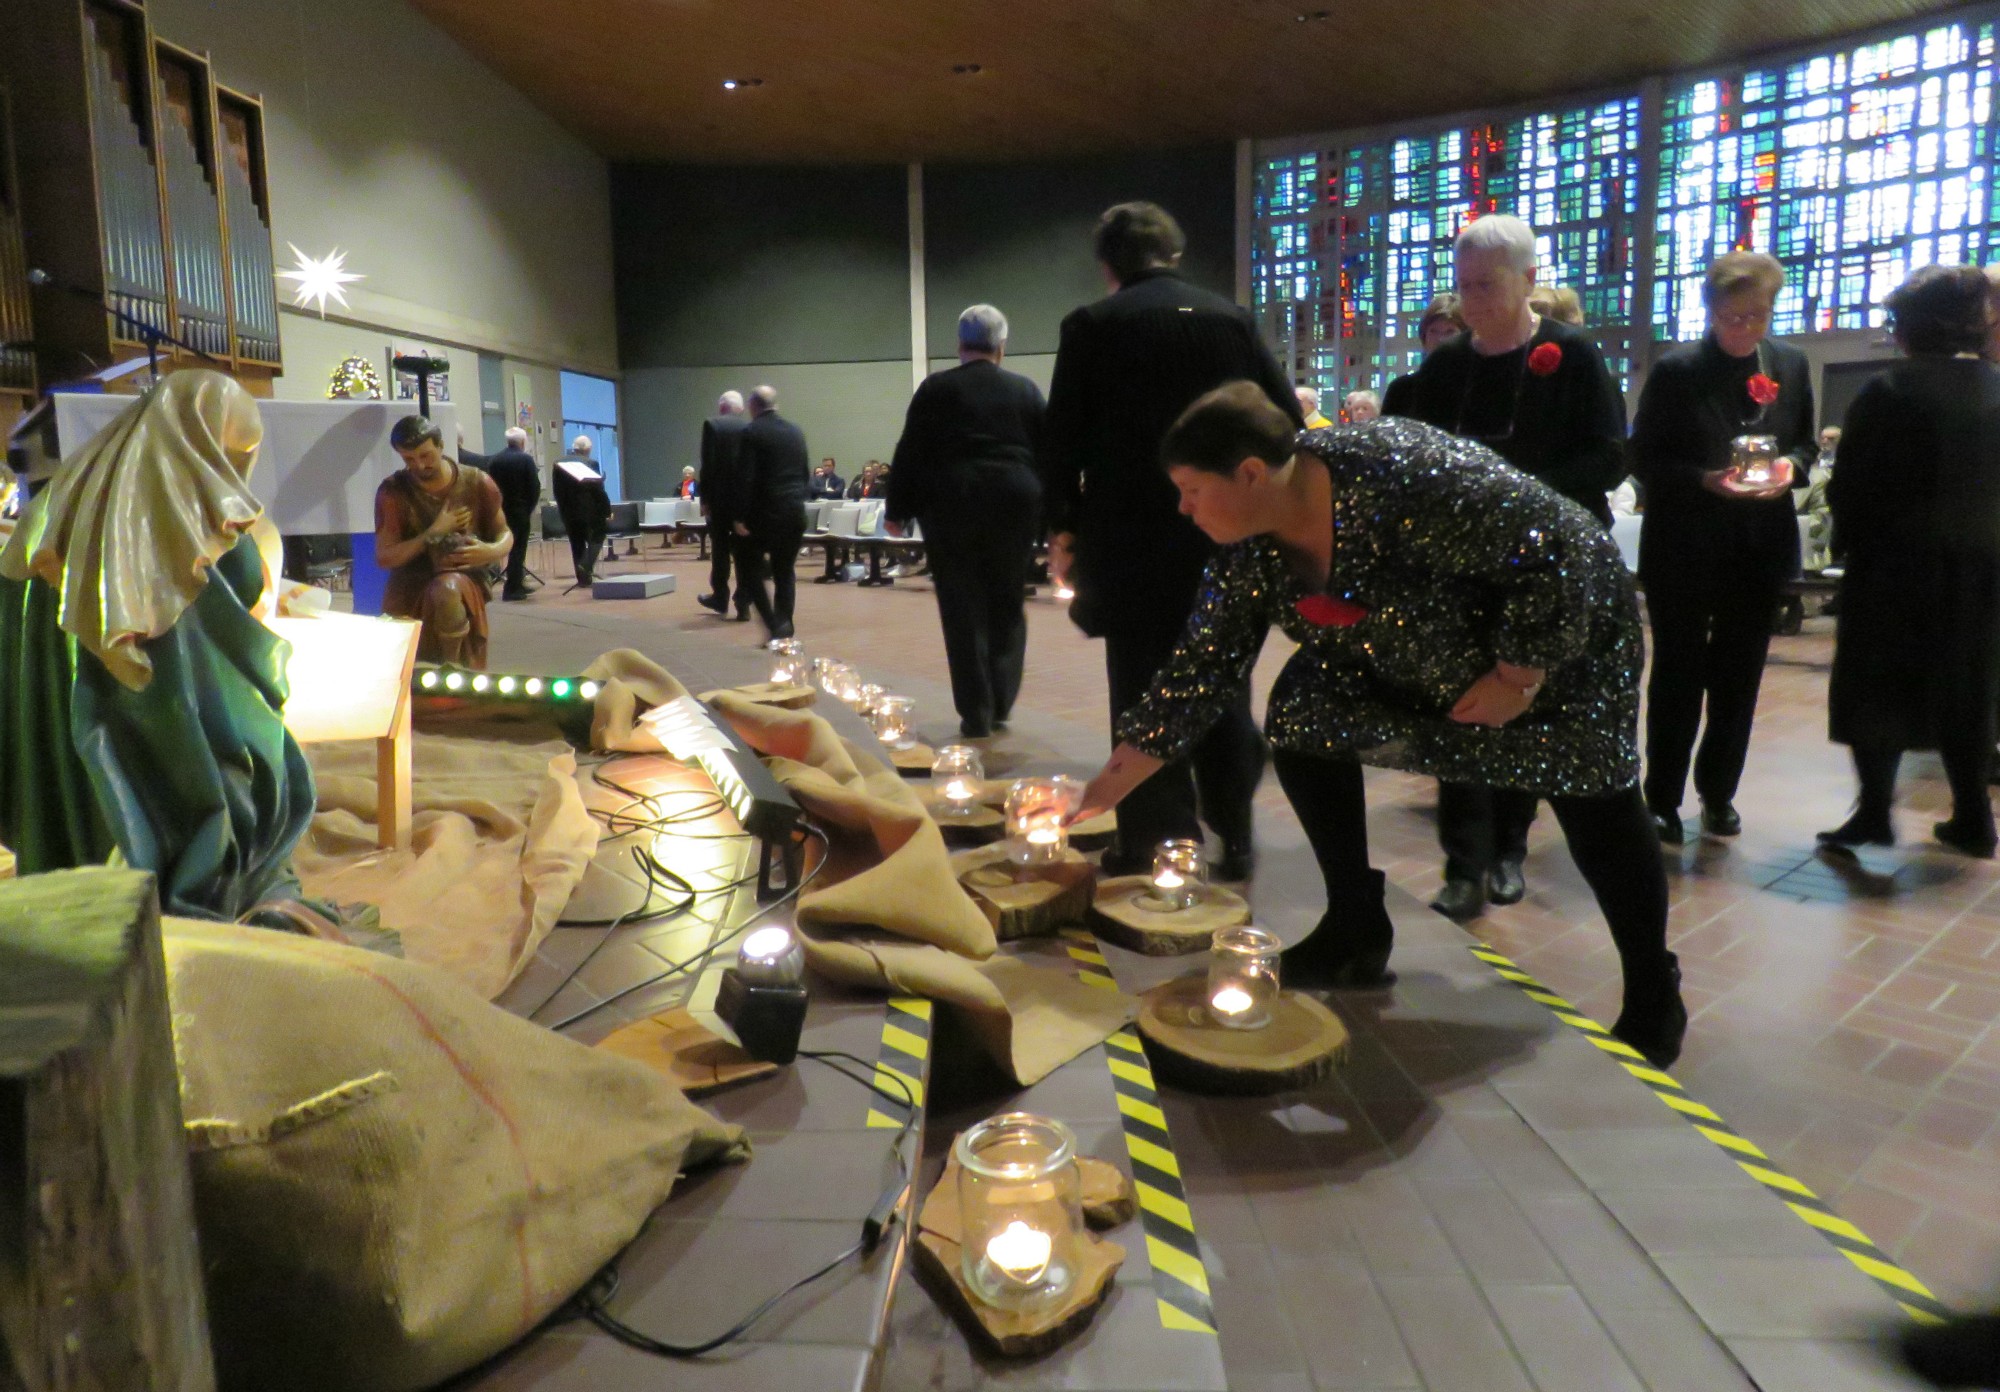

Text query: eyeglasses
(1712, 308), (1772, 330)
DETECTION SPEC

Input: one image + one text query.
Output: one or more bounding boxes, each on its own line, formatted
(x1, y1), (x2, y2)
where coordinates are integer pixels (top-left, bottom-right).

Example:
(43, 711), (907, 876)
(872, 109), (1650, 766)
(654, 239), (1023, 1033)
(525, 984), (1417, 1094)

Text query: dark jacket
(1632, 335), (1816, 586)
(700, 412), (751, 519)
(551, 455), (610, 532)
(846, 475), (886, 500)
(1385, 316), (1626, 525)
(732, 410), (811, 527)
(887, 359), (1046, 527)
(1829, 356), (2000, 750)
(1041, 268), (1301, 633)
(484, 446), (541, 520)
(811, 471), (847, 499)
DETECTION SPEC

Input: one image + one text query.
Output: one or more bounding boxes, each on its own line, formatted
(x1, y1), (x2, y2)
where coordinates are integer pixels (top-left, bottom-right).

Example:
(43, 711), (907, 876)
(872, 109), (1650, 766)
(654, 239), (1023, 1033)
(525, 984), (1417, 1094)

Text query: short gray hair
(958, 304), (1009, 353)
(718, 390), (744, 413)
(503, 426), (528, 448)
(1455, 214), (1538, 273)
(1295, 385), (1321, 411)
(750, 385), (778, 412)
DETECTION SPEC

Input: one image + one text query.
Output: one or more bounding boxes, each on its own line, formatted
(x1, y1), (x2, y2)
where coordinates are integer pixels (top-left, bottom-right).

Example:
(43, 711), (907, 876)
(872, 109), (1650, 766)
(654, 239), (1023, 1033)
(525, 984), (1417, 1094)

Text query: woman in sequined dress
(1073, 381), (1688, 1067)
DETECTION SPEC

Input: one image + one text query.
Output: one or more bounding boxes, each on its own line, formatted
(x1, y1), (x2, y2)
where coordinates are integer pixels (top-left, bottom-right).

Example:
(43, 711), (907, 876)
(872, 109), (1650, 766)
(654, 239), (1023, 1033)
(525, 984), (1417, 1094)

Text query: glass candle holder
(1005, 777), (1078, 867)
(831, 666), (866, 707)
(1145, 838), (1206, 911)
(954, 1112), (1082, 1312)
(769, 638), (807, 686)
(817, 659), (850, 696)
(871, 695), (916, 748)
(1206, 925), (1282, 1030)
(931, 745), (985, 820)
(857, 681), (887, 714)
(1728, 433), (1780, 488)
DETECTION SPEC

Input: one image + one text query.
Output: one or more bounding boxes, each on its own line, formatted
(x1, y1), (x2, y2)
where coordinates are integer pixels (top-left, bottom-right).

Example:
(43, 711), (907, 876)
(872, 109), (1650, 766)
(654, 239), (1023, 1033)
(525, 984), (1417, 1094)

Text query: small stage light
(716, 924), (809, 1063)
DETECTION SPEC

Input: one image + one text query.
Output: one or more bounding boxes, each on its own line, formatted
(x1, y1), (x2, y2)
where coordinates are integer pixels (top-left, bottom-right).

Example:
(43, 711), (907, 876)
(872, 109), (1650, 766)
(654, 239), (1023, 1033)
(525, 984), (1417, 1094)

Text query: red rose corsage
(1295, 594), (1370, 628)
(1527, 342), (1563, 377)
(1747, 373), (1780, 406)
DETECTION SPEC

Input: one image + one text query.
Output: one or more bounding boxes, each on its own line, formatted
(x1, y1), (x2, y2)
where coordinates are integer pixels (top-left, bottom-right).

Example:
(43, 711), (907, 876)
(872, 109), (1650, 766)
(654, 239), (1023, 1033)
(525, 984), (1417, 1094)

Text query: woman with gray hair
(887, 304), (1048, 736)
(1383, 212), (1628, 921)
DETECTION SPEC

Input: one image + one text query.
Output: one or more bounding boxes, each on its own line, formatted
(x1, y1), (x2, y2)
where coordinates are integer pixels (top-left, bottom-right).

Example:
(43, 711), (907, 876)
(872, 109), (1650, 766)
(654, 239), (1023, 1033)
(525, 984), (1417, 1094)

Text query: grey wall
(923, 147), (1237, 357)
(149, 0), (617, 387)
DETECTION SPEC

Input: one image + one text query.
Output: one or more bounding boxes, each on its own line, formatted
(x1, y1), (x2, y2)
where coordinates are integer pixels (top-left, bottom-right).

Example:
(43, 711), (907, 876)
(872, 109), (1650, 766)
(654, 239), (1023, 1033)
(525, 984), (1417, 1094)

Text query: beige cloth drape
(0, 369), (265, 690)
(583, 650), (1134, 1085)
(295, 732), (599, 998)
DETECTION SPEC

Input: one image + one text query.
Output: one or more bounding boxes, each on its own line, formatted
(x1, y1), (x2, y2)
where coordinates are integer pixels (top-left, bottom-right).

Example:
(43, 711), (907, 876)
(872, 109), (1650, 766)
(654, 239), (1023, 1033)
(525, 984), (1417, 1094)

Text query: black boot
(1899, 1311), (2000, 1387)
(1281, 870), (1396, 989)
(1486, 856), (1526, 906)
(1430, 875), (1485, 921)
(1817, 808), (1894, 850)
(1611, 954), (1686, 1069)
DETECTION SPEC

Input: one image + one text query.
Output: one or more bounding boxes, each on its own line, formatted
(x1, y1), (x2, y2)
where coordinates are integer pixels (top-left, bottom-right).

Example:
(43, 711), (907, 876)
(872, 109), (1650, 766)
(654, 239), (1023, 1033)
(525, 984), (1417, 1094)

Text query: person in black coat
(1384, 214), (1628, 920)
(483, 426), (541, 600)
(551, 434), (611, 586)
(1819, 264), (2000, 857)
(1042, 201), (1302, 878)
(697, 391), (752, 619)
(811, 457), (847, 500)
(888, 304), (1047, 737)
(1632, 251), (1817, 844)
(729, 385), (810, 640)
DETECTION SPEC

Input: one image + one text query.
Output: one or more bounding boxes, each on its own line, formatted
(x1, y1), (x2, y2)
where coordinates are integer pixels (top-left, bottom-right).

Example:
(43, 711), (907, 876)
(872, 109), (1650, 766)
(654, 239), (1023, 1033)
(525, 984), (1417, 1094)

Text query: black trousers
(566, 523), (605, 582)
(1852, 741), (1996, 833)
(1105, 616), (1265, 859)
(923, 465), (1040, 730)
(1643, 568), (1781, 812)
(738, 514), (806, 633)
(502, 506), (533, 594)
(1278, 750), (1672, 997)
(1437, 782), (1538, 882)
(706, 512), (746, 611)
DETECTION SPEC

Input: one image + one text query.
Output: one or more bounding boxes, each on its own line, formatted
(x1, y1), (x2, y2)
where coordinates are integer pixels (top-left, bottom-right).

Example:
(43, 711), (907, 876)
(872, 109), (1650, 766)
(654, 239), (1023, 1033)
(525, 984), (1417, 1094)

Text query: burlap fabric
(164, 917), (747, 1391)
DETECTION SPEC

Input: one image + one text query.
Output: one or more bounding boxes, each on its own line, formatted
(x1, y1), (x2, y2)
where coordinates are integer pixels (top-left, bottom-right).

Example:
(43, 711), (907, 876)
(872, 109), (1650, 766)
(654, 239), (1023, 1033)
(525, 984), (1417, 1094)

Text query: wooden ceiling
(410, 0), (1968, 164)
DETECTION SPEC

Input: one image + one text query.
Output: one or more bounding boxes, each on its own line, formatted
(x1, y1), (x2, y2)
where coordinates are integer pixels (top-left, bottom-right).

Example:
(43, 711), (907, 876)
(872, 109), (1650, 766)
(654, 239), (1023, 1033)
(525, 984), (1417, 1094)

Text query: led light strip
(412, 666), (601, 702)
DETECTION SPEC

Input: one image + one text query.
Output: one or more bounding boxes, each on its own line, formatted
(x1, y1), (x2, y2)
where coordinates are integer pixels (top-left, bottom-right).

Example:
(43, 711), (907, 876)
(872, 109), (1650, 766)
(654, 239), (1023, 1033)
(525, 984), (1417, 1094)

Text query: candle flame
(1155, 868), (1185, 889)
(944, 778), (977, 801)
(1026, 827), (1061, 844)
(1211, 984), (1253, 1016)
(985, 1220), (1054, 1283)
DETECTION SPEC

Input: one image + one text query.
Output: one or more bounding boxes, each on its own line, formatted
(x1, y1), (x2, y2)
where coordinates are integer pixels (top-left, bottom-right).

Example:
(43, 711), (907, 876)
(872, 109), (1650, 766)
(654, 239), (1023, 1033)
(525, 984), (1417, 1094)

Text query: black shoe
(959, 718), (993, 738)
(730, 610), (753, 623)
(696, 592), (728, 614)
(1430, 876), (1485, 921)
(1899, 1311), (2000, 1387)
(1281, 871), (1396, 989)
(1215, 839), (1256, 882)
(1611, 956), (1687, 1069)
(1817, 811), (1894, 851)
(768, 621), (795, 640)
(1487, 857), (1525, 906)
(1700, 800), (1742, 837)
(1934, 818), (1999, 859)
(1652, 809), (1685, 844)
(501, 588), (530, 602)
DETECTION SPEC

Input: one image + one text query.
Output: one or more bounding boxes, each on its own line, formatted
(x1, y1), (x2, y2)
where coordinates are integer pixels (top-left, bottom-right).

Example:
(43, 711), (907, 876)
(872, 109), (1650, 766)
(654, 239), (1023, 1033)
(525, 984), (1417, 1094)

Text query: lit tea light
(769, 638), (807, 686)
(1054, 583), (1075, 601)
(985, 1220), (1054, 1285)
(1005, 777), (1079, 867)
(1726, 432), (1780, 490)
(857, 681), (886, 714)
(871, 695), (915, 748)
(932, 745), (986, 820)
(1206, 924), (1281, 1030)
(1145, 838), (1205, 911)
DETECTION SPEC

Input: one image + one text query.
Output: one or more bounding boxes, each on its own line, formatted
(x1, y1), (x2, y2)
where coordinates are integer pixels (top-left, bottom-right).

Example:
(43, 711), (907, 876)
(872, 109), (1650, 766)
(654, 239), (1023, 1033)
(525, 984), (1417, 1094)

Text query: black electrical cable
(572, 1051), (916, 1359)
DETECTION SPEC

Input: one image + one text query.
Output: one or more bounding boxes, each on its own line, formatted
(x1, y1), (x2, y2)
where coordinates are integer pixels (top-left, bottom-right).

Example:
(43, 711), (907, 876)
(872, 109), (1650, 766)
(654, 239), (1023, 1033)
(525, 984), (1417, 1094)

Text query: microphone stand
(28, 269), (221, 382)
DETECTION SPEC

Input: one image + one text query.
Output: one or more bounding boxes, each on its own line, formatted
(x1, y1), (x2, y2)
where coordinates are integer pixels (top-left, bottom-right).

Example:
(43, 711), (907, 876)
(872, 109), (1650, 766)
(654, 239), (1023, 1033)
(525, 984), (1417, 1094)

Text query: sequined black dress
(1116, 420), (1644, 797)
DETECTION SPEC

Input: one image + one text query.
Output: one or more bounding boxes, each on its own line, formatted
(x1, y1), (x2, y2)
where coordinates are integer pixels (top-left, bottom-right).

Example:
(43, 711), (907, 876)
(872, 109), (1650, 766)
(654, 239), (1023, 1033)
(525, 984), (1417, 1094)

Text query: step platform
(593, 572), (677, 599)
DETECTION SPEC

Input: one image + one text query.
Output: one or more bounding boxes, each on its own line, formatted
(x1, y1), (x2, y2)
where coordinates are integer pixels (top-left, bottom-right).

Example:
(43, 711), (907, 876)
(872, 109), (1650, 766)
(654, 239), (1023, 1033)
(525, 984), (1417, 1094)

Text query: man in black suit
(697, 390), (752, 618)
(551, 434), (611, 586)
(484, 426), (541, 600)
(811, 457), (847, 500)
(888, 303), (1046, 737)
(729, 384), (810, 640)
(1042, 201), (1301, 878)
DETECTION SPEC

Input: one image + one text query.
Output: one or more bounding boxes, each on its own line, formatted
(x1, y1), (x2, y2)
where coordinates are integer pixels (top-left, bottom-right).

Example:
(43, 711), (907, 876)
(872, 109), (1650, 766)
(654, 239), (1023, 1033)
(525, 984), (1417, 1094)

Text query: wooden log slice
(889, 742), (939, 775)
(917, 786), (1007, 846)
(952, 844), (1097, 941)
(1066, 808), (1117, 852)
(1136, 974), (1349, 1095)
(1077, 1156), (1136, 1229)
(1087, 877), (1250, 956)
(913, 1149), (1125, 1358)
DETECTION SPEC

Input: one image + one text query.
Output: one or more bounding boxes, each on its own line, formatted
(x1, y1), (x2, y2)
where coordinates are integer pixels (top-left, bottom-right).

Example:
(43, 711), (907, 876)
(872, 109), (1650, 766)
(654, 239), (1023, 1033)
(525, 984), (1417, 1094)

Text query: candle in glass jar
(1146, 838), (1205, 911)
(1005, 778), (1076, 867)
(871, 695), (915, 748)
(768, 638), (806, 686)
(1207, 925), (1281, 1030)
(857, 681), (886, 714)
(931, 745), (986, 820)
(985, 1220), (1054, 1285)
(956, 1112), (1081, 1311)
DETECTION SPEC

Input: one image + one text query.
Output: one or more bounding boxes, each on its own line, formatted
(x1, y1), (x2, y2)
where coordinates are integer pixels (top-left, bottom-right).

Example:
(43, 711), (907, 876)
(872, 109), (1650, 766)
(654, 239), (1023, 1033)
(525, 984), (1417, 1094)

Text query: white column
(908, 162), (928, 391)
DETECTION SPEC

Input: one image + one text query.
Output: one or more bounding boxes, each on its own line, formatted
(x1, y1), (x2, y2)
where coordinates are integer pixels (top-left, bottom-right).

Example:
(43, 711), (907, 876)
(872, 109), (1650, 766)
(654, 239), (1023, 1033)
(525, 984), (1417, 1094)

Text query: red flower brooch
(1527, 342), (1564, 377)
(1295, 594), (1370, 628)
(1747, 373), (1781, 406)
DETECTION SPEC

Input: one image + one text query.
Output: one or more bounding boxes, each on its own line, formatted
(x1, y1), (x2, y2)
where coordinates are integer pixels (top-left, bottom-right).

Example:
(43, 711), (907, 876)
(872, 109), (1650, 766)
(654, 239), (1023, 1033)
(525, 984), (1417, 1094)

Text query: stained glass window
(1253, 97), (1642, 397)
(1656, 18), (2000, 337)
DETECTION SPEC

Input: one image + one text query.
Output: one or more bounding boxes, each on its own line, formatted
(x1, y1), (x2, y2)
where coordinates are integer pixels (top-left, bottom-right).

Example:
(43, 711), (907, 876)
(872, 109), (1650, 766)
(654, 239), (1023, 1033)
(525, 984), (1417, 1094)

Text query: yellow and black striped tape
(1466, 944), (1951, 1324)
(865, 995), (932, 1130)
(1063, 931), (1219, 1336)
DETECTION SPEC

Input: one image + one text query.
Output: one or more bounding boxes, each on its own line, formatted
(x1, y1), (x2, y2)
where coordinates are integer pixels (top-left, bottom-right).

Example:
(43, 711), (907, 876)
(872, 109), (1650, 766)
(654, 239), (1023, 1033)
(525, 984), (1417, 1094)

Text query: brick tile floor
(500, 540), (2000, 1309)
